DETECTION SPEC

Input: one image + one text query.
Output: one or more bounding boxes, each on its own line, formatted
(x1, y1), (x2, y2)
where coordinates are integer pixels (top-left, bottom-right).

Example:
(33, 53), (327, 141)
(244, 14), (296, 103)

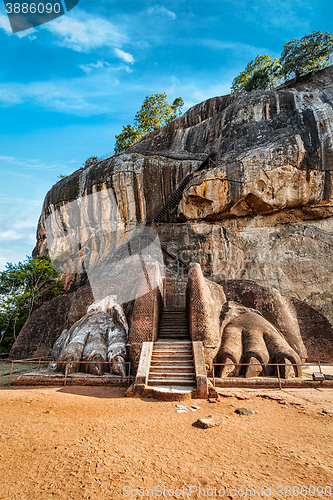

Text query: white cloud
(0, 156), (76, 171)
(0, 196), (42, 205)
(44, 11), (126, 52)
(0, 229), (35, 242)
(0, 72), (127, 115)
(0, 156), (15, 161)
(0, 197), (41, 269)
(147, 5), (177, 20)
(199, 39), (269, 56)
(79, 59), (133, 74)
(0, 13), (11, 34)
(114, 48), (135, 64)
(166, 76), (232, 109)
(79, 60), (112, 74)
(17, 31), (36, 40)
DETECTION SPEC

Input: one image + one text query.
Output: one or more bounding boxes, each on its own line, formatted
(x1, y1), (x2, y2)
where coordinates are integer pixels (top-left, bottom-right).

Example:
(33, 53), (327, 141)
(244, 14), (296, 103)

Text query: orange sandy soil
(0, 386), (332, 500)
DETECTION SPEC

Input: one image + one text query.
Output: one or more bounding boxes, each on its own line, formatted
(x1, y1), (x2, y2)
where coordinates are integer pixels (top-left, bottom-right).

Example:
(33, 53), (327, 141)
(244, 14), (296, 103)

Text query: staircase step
(154, 346), (191, 349)
(151, 358), (194, 363)
(159, 328), (189, 331)
(150, 358), (193, 363)
(152, 351), (192, 355)
(148, 379), (195, 386)
(150, 372), (195, 376)
(160, 322), (188, 325)
(158, 333), (189, 335)
(151, 353), (193, 358)
(152, 347), (192, 351)
(158, 337), (190, 340)
(149, 371), (195, 377)
(153, 346), (192, 350)
(159, 327), (189, 330)
(155, 341), (192, 345)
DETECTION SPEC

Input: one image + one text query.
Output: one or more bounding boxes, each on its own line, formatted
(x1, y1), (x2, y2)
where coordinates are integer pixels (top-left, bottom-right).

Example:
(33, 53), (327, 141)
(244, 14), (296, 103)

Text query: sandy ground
(0, 387), (332, 500)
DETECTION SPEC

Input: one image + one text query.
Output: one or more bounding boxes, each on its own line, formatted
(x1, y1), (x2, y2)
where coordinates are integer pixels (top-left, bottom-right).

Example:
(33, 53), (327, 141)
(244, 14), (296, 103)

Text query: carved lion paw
(217, 302), (302, 379)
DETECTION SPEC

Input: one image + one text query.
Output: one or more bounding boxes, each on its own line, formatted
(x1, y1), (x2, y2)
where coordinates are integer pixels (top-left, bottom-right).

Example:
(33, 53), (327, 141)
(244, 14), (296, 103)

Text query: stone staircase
(158, 308), (189, 340)
(148, 341), (196, 388)
(129, 301), (208, 401)
(147, 308), (196, 393)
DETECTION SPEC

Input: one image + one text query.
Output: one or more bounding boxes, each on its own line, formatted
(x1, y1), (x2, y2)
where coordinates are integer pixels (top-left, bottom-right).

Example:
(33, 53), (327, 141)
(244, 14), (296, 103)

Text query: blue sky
(0, 0), (332, 270)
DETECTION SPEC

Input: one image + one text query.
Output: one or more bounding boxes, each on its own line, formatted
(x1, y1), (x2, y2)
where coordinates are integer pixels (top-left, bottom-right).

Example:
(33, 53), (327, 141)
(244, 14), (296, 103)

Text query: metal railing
(2, 359), (131, 387)
(212, 361), (333, 390)
(91, 149), (210, 167)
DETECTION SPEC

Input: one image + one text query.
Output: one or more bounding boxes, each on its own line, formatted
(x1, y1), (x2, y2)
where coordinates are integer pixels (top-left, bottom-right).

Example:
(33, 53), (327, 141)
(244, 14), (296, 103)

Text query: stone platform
(13, 370), (131, 387)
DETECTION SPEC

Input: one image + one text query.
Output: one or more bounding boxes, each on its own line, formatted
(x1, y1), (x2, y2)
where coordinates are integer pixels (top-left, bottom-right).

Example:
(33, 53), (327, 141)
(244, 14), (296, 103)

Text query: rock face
(31, 66), (333, 325)
(9, 285), (94, 360)
(20, 65), (333, 367)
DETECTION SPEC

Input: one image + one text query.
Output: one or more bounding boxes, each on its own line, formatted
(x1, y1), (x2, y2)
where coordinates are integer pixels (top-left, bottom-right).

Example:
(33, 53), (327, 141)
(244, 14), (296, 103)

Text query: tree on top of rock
(280, 30), (333, 81)
(231, 55), (281, 92)
(231, 31), (333, 92)
(114, 93), (184, 153)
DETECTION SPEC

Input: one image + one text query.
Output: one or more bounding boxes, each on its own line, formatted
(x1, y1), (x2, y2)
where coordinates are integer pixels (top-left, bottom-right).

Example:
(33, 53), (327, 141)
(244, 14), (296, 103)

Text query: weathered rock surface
(14, 65), (332, 366)
(9, 285), (94, 360)
(9, 295), (73, 360)
(30, 66), (333, 327)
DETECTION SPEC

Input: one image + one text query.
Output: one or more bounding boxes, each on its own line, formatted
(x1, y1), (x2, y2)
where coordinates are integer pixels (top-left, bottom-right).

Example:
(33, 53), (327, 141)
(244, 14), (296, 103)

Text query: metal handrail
(212, 361), (333, 390)
(5, 359), (131, 387)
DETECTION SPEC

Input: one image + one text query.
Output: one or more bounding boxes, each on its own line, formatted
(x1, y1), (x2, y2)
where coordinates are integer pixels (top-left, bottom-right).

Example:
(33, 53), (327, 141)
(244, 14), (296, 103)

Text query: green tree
(280, 30), (333, 81)
(231, 55), (281, 92)
(114, 125), (142, 154)
(83, 156), (98, 167)
(114, 93), (184, 153)
(0, 254), (64, 353)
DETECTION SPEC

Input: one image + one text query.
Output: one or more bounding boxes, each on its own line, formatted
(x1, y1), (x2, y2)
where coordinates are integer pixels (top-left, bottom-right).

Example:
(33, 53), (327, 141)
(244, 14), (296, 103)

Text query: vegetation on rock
(231, 55), (281, 92)
(232, 30), (333, 92)
(83, 156), (98, 167)
(280, 30), (333, 81)
(114, 93), (184, 153)
(0, 254), (64, 353)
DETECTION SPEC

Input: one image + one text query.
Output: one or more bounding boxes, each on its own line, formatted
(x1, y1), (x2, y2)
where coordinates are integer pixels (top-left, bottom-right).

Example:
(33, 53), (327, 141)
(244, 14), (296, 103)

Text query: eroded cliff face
(34, 66), (333, 323)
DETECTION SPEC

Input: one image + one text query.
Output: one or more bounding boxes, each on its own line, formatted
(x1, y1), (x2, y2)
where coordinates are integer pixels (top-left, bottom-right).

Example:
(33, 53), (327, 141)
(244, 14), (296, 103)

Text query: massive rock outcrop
(16, 65), (333, 366)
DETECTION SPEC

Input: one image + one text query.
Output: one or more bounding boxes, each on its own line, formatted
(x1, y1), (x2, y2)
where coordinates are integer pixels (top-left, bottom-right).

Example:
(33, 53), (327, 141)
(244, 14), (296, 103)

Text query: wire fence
(0, 359), (131, 387)
(212, 360), (333, 390)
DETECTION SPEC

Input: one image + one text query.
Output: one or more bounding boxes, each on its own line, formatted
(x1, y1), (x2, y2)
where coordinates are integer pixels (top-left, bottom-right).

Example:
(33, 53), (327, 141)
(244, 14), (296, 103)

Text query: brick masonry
(128, 260), (164, 371)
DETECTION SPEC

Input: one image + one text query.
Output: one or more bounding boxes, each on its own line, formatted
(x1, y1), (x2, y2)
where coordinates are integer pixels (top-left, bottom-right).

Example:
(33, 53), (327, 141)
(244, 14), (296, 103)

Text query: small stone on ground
(196, 418), (224, 429)
(235, 407), (255, 415)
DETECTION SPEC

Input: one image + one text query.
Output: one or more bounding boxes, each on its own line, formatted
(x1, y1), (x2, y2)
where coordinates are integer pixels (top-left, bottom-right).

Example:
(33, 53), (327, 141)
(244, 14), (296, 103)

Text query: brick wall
(128, 260), (164, 372)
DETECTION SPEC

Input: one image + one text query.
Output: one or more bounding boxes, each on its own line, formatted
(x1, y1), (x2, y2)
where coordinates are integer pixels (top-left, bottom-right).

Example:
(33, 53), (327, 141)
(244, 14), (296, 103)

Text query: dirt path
(0, 387), (332, 500)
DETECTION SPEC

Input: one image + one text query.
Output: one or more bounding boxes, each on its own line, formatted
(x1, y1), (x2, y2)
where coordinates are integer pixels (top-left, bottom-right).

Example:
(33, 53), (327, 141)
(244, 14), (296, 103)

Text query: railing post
(8, 361), (14, 385)
(38, 358), (41, 371)
(64, 363), (68, 386)
(276, 364), (282, 390)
